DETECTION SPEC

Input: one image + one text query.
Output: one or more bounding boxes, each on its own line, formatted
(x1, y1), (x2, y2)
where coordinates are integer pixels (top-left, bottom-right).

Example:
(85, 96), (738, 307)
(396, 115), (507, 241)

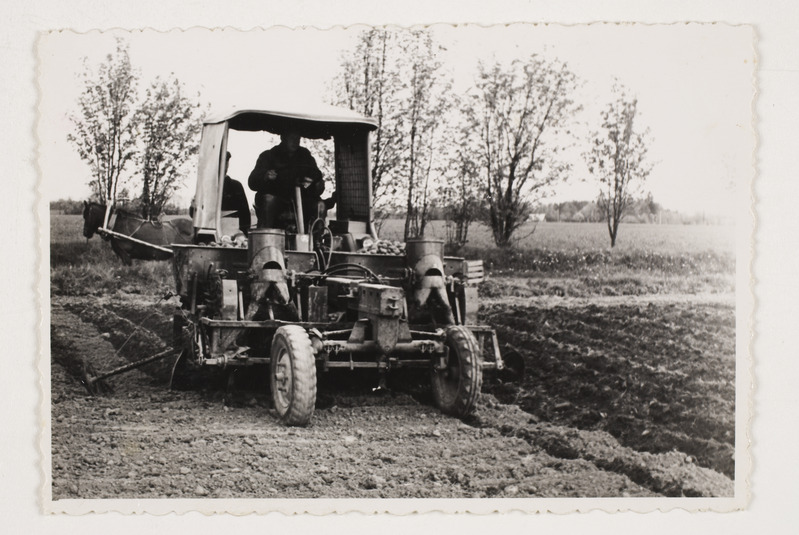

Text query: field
(379, 219), (736, 255)
(48, 214), (737, 499)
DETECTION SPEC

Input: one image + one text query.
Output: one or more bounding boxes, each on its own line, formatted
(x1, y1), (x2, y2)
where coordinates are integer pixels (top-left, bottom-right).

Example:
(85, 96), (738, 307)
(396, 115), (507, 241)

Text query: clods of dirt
(49, 294), (735, 499)
(481, 301), (736, 479)
(468, 396), (733, 497)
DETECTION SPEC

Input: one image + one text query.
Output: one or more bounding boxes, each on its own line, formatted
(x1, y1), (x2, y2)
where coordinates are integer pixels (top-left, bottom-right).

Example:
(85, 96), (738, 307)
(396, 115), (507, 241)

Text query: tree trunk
(404, 126), (417, 241)
(496, 219), (512, 248)
(609, 218), (619, 248)
(456, 215), (469, 245)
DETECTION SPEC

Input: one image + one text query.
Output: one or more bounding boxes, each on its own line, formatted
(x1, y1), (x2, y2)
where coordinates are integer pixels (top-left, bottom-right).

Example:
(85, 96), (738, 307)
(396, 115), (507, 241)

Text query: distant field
(50, 214), (87, 244)
(378, 219), (735, 255)
(52, 213), (734, 254)
(49, 213), (189, 244)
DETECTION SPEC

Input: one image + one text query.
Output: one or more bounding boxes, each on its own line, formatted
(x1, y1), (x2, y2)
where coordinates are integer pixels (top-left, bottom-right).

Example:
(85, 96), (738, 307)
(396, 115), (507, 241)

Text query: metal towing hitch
(81, 347), (179, 395)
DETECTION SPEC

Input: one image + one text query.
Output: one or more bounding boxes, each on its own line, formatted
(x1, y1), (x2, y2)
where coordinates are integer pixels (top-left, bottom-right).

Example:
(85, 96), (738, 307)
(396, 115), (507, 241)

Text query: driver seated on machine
(247, 130), (331, 231)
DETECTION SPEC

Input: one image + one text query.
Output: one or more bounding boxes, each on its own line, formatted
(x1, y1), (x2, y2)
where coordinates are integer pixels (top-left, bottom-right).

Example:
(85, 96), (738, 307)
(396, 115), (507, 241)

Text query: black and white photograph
(37, 22), (754, 513)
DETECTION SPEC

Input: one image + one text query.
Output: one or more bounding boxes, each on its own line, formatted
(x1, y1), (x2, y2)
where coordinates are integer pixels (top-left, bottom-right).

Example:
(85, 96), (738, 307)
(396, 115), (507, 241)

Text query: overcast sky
(38, 23), (754, 216)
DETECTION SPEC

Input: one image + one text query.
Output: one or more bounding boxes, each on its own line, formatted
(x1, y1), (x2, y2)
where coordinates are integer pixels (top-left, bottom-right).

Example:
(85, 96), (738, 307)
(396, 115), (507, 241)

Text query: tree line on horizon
(68, 30), (653, 247)
(54, 194), (724, 227)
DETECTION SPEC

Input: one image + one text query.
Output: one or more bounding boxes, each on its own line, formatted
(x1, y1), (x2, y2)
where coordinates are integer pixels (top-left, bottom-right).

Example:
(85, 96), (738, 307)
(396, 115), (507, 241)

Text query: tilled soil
(49, 293), (735, 499)
(482, 299), (736, 479)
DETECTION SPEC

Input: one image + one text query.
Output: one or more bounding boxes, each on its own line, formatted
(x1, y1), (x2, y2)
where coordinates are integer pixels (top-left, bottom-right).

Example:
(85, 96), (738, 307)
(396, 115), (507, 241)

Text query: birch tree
(332, 28), (452, 236)
(585, 83), (653, 247)
(67, 39), (139, 204)
(440, 128), (484, 248)
(135, 75), (203, 219)
(395, 30), (450, 240)
(332, 29), (404, 215)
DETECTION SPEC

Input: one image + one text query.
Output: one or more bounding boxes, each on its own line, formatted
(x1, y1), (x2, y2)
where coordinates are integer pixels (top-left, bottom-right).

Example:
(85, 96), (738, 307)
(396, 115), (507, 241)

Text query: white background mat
(4, 0), (798, 533)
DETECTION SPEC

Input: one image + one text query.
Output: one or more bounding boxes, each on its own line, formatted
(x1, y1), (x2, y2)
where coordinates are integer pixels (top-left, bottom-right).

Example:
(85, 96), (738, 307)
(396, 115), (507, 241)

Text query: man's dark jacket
(221, 176), (251, 234)
(247, 143), (325, 204)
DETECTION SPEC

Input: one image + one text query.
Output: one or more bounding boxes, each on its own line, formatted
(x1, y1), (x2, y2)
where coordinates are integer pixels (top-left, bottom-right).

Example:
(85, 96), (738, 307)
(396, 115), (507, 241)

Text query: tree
(585, 83), (653, 247)
(441, 157), (483, 249)
(464, 56), (580, 247)
(135, 75), (203, 219)
(332, 28), (454, 237)
(440, 112), (485, 248)
(67, 39), (139, 204)
(332, 29), (404, 216)
(394, 30), (451, 240)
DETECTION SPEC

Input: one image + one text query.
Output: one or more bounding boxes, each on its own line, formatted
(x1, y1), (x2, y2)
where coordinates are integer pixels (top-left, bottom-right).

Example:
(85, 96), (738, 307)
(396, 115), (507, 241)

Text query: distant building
(529, 213), (546, 222)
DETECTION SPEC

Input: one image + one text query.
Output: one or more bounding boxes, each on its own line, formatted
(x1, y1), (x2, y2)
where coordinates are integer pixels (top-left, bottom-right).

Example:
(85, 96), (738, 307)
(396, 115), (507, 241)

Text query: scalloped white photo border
(36, 22), (755, 515)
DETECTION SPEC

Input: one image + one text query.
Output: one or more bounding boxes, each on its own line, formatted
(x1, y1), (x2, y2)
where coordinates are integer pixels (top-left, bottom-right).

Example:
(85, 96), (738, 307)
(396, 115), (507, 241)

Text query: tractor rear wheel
(270, 325), (317, 426)
(432, 325), (483, 417)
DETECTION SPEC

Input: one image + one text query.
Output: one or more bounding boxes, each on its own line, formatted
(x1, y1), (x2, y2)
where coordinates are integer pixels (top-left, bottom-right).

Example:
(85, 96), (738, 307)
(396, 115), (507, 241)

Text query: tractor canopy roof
(192, 101), (377, 239)
(204, 102), (378, 138)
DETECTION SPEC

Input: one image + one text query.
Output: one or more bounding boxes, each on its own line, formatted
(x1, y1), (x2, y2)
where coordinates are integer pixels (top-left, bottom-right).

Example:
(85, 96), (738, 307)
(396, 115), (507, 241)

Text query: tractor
(169, 103), (519, 426)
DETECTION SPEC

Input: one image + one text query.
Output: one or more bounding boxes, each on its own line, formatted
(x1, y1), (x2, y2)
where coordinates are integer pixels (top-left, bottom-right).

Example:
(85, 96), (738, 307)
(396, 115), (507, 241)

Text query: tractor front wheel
(270, 325), (317, 426)
(432, 325), (483, 417)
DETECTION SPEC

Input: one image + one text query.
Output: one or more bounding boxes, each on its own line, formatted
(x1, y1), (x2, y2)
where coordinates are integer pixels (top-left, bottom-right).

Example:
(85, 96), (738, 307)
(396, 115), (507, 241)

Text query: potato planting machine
(167, 103), (521, 426)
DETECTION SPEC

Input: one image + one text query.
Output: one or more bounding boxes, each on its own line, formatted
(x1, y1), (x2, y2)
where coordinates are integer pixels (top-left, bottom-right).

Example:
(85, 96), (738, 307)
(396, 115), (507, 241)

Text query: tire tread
(271, 325), (317, 426)
(432, 325), (483, 417)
